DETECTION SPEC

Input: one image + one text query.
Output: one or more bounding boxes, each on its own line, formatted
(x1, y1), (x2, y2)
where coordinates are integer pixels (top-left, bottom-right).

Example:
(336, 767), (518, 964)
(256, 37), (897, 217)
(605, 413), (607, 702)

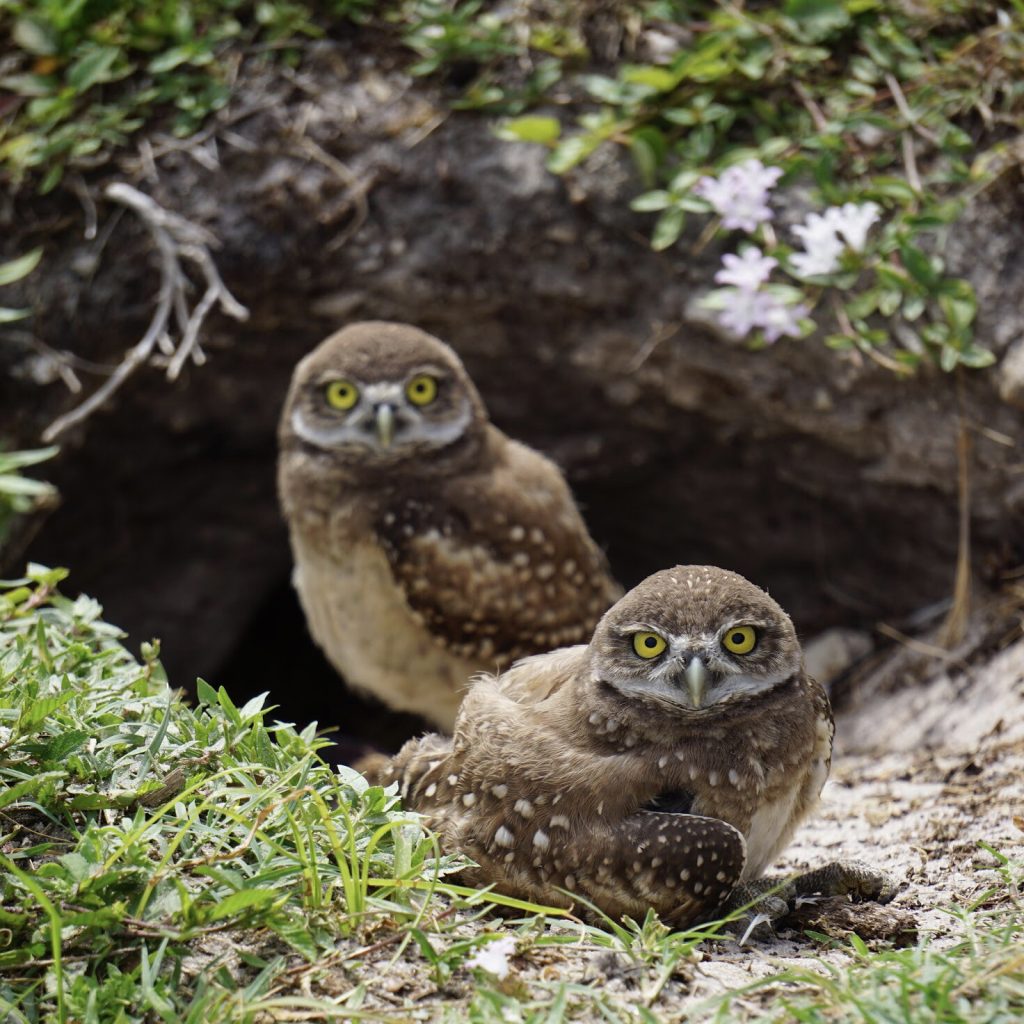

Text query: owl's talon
(720, 887), (791, 944)
(721, 882), (792, 942)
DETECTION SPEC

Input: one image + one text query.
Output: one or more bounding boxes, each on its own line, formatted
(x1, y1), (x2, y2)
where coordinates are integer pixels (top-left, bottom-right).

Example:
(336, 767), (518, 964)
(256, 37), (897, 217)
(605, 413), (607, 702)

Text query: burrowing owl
(278, 322), (621, 730)
(375, 565), (892, 926)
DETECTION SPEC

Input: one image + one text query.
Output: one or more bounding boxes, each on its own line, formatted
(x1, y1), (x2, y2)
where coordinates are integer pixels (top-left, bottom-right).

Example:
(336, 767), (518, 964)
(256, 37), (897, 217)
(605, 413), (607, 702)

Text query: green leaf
(662, 107), (697, 127)
(0, 73), (58, 97)
(651, 207), (684, 251)
(902, 294), (926, 321)
(899, 243), (939, 290)
(40, 729), (90, 762)
(0, 249), (42, 286)
(0, 772), (64, 811)
(783, 0), (851, 40)
(581, 74), (624, 103)
(546, 135), (597, 174)
(204, 889), (278, 922)
(17, 692), (74, 733)
(878, 289), (902, 316)
(939, 292), (976, 333)
(13, 17), (57, 56)
(629, 126), (666, 186)
(0, 474), (55, 496)
(630, 190), (673, 213)
(845, 290), (879, 319)
(196, 678), (218, 706)
(825, 333), (855, 350)
(67, 46), (120, 93)
(620, 65), (677, 91)
(495, 115), (561, 144)
(39, 163), (64, 195)
(868, 176), (919, 203)
(958, 346), (995, 368)
(0, 308), (31, 324)
(669, 169), (701, 193)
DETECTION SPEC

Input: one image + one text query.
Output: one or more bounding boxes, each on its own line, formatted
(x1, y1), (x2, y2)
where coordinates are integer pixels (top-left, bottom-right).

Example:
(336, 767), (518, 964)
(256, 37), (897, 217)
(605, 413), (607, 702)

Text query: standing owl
(278, 322), (621, 730)
(376, 565), (892, 927)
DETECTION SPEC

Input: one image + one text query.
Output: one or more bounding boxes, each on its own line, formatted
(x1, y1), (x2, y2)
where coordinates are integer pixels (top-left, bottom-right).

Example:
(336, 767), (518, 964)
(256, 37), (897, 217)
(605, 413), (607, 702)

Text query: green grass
(0, 563), (460, 1021)
(1, 564), (1022, 1022)
(727, 909), (1024, 1022)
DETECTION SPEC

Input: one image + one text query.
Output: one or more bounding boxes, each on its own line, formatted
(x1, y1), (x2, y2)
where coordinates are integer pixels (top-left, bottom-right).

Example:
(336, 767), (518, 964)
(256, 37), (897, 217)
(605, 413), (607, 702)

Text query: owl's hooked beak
(375, 403), (395, 448)
(684, 656), (709, 709)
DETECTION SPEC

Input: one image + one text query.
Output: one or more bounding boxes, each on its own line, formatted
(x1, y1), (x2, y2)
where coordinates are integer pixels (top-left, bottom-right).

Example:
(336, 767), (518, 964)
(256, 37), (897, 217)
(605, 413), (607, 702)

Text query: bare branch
(885, 73), (941, 146)
(42, 184), (249, 443)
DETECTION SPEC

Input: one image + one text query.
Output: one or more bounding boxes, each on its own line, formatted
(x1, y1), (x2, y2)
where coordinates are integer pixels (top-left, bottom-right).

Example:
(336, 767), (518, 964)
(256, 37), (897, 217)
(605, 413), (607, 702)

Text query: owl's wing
(488, 646), (588, 704)
(375, 435), (621, 671)
(561, 812), (747, 927)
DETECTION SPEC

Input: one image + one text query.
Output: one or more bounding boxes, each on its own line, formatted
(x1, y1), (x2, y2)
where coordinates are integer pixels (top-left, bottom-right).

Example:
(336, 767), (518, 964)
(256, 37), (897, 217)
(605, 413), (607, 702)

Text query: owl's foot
(786, 860), (899, 905)
(721, 861), (899, 942)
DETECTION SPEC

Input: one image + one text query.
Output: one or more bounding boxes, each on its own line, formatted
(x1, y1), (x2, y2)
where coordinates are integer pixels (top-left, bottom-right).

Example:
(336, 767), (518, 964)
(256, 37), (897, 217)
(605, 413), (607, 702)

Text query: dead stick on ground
(939, 371), (973, 648)
(41, 183), (249, 443)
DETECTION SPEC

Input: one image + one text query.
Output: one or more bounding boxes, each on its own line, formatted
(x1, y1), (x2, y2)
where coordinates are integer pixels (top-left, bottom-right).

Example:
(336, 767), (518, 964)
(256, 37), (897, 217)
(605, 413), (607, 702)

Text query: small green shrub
(498, 1), (1024, 372)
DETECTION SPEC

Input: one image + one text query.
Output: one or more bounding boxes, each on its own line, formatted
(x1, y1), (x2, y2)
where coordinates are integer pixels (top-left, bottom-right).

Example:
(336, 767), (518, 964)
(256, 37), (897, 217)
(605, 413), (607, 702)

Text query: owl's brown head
(279, 322), (488, 474)
(586, 565), (802, 713)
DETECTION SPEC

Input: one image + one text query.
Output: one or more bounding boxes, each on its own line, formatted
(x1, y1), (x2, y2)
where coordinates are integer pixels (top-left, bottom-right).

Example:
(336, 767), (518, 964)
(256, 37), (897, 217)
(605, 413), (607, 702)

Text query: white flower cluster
(693, 158), (782, 232)
(790, 202), (881, 278)
(694, 159), (881, 343)
(713, 246), (808, 342)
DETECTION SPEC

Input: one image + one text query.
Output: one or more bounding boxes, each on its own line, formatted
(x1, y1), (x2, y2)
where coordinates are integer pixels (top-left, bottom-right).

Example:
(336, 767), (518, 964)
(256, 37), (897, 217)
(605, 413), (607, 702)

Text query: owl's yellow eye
(632, 632), (668, 659)
(325, 379), (359, 410)
(406, 374), (438, 406)
(722, 625), (757, 655)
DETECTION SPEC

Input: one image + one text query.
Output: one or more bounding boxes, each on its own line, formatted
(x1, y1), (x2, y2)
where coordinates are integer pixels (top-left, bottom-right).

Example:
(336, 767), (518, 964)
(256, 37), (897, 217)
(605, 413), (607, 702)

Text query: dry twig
(42, 183), (249, 443)
(939, 373), (973, 648)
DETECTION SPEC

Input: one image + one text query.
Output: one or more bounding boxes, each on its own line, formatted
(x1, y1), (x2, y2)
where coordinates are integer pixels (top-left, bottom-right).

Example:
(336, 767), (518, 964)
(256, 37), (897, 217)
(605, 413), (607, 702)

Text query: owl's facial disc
(601, 621), (797, 711)
(291, 368), (473, 456)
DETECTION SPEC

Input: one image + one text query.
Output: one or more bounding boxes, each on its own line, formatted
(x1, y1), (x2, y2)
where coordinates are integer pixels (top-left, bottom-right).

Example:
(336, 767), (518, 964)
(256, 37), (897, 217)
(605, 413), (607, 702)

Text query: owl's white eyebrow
(616, 622), (663, 634)
(313, 372), (362, 386)
(406, 364), (449, 377)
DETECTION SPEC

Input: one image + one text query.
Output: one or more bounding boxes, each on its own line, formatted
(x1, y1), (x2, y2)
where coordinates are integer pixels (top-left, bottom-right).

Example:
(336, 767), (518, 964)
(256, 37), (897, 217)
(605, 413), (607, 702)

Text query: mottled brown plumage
(375, 565), (836, 926)
(278, 322), (620, 729)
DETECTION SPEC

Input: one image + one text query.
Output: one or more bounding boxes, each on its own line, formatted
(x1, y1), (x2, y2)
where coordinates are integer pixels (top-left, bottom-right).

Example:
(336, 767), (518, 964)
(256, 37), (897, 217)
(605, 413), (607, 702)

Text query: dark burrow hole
(217, 579), (429, 764)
